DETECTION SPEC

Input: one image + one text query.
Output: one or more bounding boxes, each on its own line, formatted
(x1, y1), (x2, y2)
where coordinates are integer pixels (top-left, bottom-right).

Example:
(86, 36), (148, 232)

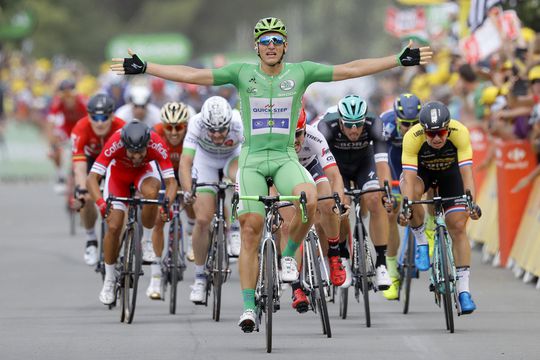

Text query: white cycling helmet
(201, 96), (232, 130)
(129, 86), (151, 106)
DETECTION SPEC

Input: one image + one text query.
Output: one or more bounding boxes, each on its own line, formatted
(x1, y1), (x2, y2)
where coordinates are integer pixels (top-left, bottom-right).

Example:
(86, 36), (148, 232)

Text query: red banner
(469, 126), (490, 191)
(495, 140), (537, 267)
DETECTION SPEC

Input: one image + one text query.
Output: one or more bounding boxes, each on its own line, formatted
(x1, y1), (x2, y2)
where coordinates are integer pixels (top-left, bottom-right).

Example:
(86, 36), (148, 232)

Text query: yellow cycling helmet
(528, 65), (540, 82)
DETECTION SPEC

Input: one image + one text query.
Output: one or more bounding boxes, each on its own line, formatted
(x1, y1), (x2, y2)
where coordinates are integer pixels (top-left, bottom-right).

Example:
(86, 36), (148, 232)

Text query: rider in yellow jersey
(399, 101), (481, 314)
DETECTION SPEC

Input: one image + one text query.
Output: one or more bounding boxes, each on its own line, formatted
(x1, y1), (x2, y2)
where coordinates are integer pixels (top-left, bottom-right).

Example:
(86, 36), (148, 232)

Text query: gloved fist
(123, 52), (147, 74)
(96, 198), (108, 218)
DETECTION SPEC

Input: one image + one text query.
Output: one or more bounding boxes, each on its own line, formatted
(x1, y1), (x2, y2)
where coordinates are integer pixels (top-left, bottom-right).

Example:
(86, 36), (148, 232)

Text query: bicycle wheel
(339, 287), (348, 319)
(355, 223), (371, 327)
(263, 239), (275, 353)
(402, 228), (415, 314)
(212, 220), (225, 322)
(169, 216), (180, 315)
(438, 226), (454, 333)
(121, 223), (142, 324)
(308, 232), (332, 338)
(96, 219), (106, 282)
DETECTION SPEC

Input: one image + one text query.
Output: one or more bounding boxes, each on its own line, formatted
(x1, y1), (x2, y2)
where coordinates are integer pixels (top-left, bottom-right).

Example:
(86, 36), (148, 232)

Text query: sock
(186, 218), (195, 236)
(386, 256), (399, 278)
(242, 289), (256, 311)
(151, 260), (161, 277)
(411, 223), (428, 246)
(282, 238), (301, 258)
(85, 228), (97, 242)
(456, 266), (470, 294)
(327, 235), (340, 257)
(375, 245), (387, 268)
(104, 263), (116, 281)
(195, 265), (206, 280)
(56, 169), (64, 181)
(339, 241), (350, 259)
(143, 226), (153, 242)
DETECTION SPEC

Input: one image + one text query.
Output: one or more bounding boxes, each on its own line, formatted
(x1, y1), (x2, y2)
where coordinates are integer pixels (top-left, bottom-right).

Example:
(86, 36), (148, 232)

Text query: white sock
(186, 218), (195, 236)
(105, 264), (116, 281)
(151, 260), (161, 277)
(143, 226), (153, 242)
(86, 228), (97, 242)
(56, 169), (64, 180)
(457, 267), (470, 294)
(195, 265), (206, 280)
(411, 223), (428, 246)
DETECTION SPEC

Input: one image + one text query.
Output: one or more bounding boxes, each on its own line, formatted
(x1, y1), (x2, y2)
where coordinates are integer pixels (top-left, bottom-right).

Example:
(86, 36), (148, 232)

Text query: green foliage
(511, 0), (540, 32)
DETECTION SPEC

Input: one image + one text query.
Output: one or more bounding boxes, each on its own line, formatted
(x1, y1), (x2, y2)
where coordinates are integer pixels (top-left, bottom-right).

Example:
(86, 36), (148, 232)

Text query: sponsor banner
(385, 6), (426, 38)
(106, 33), (192, 65)
(495, 140), (537, 267)
(510, 176), (540, 276)
(467, 162), (498, 249)
(249, 97), (292, 135)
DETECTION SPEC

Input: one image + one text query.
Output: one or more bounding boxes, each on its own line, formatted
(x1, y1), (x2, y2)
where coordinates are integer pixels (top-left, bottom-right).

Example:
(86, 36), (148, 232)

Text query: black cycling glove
(397, 46), (421, 67)
(123, 53), (147, 74)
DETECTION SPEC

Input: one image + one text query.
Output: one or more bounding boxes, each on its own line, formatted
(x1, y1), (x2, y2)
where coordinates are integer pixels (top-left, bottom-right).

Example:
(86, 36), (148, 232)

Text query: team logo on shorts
(280, 80), (295, 91)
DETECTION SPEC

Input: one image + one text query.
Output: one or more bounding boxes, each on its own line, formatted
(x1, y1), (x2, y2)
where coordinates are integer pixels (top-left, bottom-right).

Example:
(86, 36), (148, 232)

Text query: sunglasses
(133, 104), (147, 108)
(208, 127), (228, 134)
(425, 129), (449, 138)
(258, 35), (285, 46)
(90, 114), (109, 122)
(341, 119), (365, 129)
(397, 118), (419, 128)
(165, 123), (186, 132)
(295, 129), (305, 138)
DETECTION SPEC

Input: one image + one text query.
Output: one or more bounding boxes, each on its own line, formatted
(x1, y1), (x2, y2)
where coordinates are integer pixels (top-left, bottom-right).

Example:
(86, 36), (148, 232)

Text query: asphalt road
(1, 182), (539, 360)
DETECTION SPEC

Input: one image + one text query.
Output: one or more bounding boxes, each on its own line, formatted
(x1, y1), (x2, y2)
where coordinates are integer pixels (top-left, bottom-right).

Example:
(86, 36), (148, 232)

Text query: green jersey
(213, 61), (333, 153)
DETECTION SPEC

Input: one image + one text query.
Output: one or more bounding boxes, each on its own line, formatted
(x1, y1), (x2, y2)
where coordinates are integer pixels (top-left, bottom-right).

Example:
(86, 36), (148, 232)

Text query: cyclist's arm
(371, 115), (391, 187)
(86, 172), (103, 202)
(401, 129), (420, 200)
(73, 161), (88, 192)
(324, 165), (345, 202)
(333, 55), (398, 81)
(164, 176), (178, 207)
(179, 151), (194, 192)
(145, 63), (214, 86)
(460, 165), (475, 201)
(453, 121), (475, 198)
(375, 161), (392, 188)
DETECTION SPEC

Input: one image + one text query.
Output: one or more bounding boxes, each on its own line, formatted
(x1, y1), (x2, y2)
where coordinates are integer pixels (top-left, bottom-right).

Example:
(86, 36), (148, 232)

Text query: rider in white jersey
(179, 96), (243, 304)
(115, 85), (161, 126)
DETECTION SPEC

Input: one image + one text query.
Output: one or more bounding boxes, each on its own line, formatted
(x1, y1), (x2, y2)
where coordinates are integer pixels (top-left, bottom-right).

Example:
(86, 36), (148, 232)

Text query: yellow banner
(467, 162), (499, 253)
(511, 176), (540, 276)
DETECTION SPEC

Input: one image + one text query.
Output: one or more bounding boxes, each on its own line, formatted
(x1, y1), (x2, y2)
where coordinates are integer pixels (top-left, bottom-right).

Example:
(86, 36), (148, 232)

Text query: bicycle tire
(308, 232), (332, 338)
(169, 216), (180, 315)
(402, 228), (415, 314)
(264, 239), (274, 353)
(122, 223), (142, 324)
(339, 287), (348, 319)
(212, 220), (225, 322)
(356, 222), (371, 327)
(438, 226), (454, 333)
(97, 220), (106, 282)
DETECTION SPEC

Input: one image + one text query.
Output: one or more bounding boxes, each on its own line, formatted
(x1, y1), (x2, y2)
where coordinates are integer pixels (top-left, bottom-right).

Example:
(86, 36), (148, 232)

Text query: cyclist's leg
(387, 146), (403, 275)
(236, 155), (267, 319)
(81, 157), (99, 265)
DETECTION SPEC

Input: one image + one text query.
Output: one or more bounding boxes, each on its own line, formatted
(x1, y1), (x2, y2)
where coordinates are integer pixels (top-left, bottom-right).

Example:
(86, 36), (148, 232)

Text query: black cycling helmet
(87, 94), (115, 116)
(419, 101), (451, 131)
(121, 121), (150, 152)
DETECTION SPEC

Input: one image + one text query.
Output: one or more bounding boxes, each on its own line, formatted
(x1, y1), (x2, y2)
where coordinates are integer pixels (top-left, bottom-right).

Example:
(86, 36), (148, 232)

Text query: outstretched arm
(333, 40), (432, 81)
(110, 49), (214, 85)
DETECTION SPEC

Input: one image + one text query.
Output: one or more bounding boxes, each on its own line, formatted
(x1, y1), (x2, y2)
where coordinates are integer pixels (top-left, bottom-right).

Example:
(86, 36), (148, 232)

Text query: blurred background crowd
(0, 0), (539, 181)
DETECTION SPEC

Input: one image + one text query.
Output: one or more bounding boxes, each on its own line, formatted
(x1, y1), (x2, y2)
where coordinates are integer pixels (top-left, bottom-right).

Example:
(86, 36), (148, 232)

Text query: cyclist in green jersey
(111, 16), (432, 332)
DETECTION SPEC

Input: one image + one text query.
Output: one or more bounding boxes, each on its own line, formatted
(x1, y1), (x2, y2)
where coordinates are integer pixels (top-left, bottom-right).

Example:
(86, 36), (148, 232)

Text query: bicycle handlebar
(401, 190), (475, 219)
(231, 192), (308, 224)
(105, 196), (169, 216)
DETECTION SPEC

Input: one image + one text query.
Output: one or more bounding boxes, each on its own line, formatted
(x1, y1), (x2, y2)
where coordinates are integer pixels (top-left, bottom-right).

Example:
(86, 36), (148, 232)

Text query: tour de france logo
(280, 79), (295, 91)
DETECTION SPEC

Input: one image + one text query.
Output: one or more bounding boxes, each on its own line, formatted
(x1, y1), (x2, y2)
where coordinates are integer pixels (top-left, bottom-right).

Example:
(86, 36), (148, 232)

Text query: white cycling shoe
(146, 274), (162, 300)
(84, 245), (99, 266)
(281, 256), (299, 282)
(238, 309), (256, 333)
(99, 278), (116, 305)
(142, 239), (156, 263)
(376, 265), (392, 291)
(340, 258), (353, 288)
(189, 279), (207, 304)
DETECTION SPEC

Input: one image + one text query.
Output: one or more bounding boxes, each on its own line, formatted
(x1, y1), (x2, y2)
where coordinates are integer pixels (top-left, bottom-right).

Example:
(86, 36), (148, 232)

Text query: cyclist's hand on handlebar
(339, 204), (351, 219)
(398, 209), (412, 226)
(469, 203), (482, 220)
(381, 194), (396, 213)
(159, 205), (173, 222)
(183, 191), (195, 205)
(96, 198), (108, 218)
